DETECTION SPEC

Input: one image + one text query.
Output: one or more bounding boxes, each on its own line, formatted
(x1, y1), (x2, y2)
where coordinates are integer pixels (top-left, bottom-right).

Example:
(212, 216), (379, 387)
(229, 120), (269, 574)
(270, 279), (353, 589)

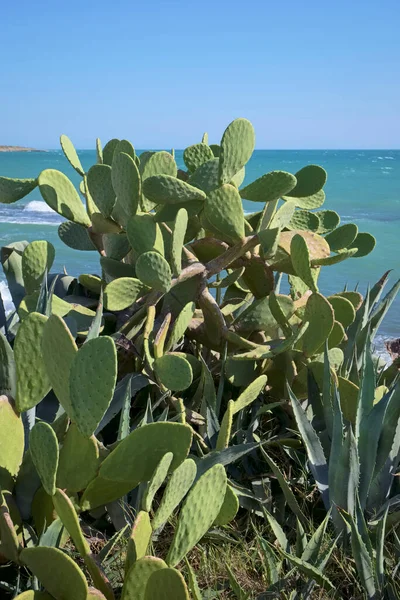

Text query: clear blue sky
(1, 0), (399, 149)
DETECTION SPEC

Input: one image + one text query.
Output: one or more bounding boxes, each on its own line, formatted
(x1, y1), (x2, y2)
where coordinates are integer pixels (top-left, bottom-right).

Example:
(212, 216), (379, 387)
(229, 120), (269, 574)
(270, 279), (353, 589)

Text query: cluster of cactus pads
(0, 118), (399, 598)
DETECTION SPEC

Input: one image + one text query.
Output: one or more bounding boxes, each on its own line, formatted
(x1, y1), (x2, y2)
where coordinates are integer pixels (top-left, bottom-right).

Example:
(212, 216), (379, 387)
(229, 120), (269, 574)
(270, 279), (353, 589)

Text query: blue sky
(1, 0), (399, 149)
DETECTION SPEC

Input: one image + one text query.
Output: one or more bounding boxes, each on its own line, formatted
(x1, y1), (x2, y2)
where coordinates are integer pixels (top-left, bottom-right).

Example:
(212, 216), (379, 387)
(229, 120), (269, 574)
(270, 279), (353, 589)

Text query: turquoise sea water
(0, 149), (399, 339)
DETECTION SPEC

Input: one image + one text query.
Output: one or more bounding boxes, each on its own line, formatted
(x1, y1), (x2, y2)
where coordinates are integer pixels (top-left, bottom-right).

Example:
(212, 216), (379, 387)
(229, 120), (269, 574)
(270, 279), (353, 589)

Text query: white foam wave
(384, 156), (395, 159)
(24, 200), (56, 214)
(0, 281), (14, 315)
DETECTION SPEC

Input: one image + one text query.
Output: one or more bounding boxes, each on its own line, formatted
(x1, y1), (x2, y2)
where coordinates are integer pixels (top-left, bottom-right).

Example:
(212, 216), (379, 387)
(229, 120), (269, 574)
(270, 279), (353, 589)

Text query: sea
(1, 149), (399, 345)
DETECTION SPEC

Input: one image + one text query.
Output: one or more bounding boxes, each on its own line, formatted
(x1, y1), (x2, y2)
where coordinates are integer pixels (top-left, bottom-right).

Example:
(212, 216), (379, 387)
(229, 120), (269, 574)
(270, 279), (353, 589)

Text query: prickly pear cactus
(30, 421), (59, 496)
(152, 459), (197, 530)
(125, 511), (152, 572)
(145, 568), (190, 600)
(38, 169), (91, 226)
(122, 556), (167, 600)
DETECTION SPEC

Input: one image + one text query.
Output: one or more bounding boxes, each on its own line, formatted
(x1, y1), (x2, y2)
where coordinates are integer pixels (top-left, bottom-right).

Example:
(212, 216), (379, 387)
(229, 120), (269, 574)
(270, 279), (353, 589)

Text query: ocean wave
(0, 281), (14, 315)
(384, 156), (395, 160)
(24, 200), (56, 214)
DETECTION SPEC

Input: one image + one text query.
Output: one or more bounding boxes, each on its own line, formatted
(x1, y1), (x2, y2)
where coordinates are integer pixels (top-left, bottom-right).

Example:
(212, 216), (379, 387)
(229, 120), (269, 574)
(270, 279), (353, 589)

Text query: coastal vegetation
(0, 119), (399, 599)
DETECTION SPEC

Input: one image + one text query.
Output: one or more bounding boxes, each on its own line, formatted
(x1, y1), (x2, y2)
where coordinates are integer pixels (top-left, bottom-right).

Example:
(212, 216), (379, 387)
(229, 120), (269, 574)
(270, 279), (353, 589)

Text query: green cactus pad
(31, 486), (57, 534)
(154, 353), (193, 391)
(69, 337), (117, 437)
(204, 184), (245, 243)
(237, 295), (295, 333)
(42, 314), (78, 416)
(315, 210), (340, 233)
(38, 169), (91, 227)
(100, 256), (136, 280)
(0, 332), (16, 398)
(225, 358), (258, 387)
(188, 158), (220, 193)
(327, 320), (346, 349)
(171, 208), (188, 276)
(184, 143), (214, 172)
(115, 139), (136, 160)
(103, 232), (130, 260)
(165, 302), (196, 351)
(58, 221), (96, 251)
(155, 200), (203, 222)
(142, 452), (174, 512)
(22, 241), (55, 294)
(348, 232), (376, 257)
(80, 476), (134, 511)
(15, 312), (51, 412)
(328, 295), (356, 328)
(102, 139), (120, 166)
(290, 234), (318, 292)
(152, 458), (197, 530)
(258, 226), (281, 258)
(0, 176), (37, 204)
(136, 251), (172, 292)
(288, 209), (320, 232)
(91, 213), (121, 234)
(78, 274), (102, 295)
(216, 400), (234, 450)
(270, 201), (296, 229)
(30, 422), (59, 496)
(219, 118), (255, 185)
(145, 568), (190, 600)
(127, 213), (164, 257)
(279, 230), (330, 261)
(20, 546), (88, 600)
(0, 490), (21, 562)
(60, 135), (85, 176)
(122, 556), (167, 600)
(125, 511), (152, 572)
(140, 150), (177, 180)
(324, 223), (358, 251)
(53, 489), (89, 556)
(335, 291), (363, 310)
(86, 165), (116, 218)
(166, 463), (227, 566)
(302, 293), (334, 357)
(240, 170), (297, 203)
(285, 165), (327, 198)
(232, 375), (268, 414)
(143, 175), (206, 205)
(57, 423), (99, 493)
(214, 485), (239, 526)
(112, 152), (141, 222)
(99, 422), (192, 484)
(104, 278), (149, 311)
(310, 248), (358, 266)
(283, 189), (325, 210)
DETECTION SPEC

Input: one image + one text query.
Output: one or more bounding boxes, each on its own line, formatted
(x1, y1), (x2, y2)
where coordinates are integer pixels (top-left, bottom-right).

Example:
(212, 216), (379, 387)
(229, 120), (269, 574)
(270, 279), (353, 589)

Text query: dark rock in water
(385, 338), (400, 361)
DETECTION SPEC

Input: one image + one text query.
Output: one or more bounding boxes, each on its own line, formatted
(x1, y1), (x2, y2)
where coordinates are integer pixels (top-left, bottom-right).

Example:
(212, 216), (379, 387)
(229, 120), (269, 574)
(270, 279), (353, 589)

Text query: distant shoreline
(0, 146), (45, 153)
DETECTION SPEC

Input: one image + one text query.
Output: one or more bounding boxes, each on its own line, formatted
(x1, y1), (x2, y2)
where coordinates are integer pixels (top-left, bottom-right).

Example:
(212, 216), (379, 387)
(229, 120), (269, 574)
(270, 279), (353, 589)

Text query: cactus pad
(183, 143), (214, 172)
(214, 485), (239, 526)
(0, 332), (16, 398)
(0, 176), (37, 204)
(188, 157), (220, 193)
(328, 295), (356, 328)
(302, 293), (335, 357)
(136, 251), (172, 292)
(232, 375), (268, 414)
(154, 353), (193, 391)
(348, 232), (376, 257)
(42, 314), (78, 416)
(152, 458), (197, 530)
(122, 556), (167, 600)
(14, 312), (51, 412)
(165, 302), (196, 351)
(20, 546), (88, 600)
(283, 165), (327, 199)
(240, 170), (297, 203)
(324, 223), (358, 251)
(53, 489), (90, 556)
(102, 139), (120, 166)
(126, 511), (152, 571)
(145, 568), (190, 600)
(30, 422), (59, 496)
(204, 184), (245, 243)
(219, 118), (255, 185)
(142, 452), (173, 512)
(38, 169), (91, 226)
(0, 490), (21, 562)
(338, 376), (359, 423)
(315, 210), (340, 233)
(112, 151), (141, 222)
(237, 295), (295, 332)
(171, 208), (188, 276)
(166, 464), (227, 566)
(104, 277), (149, 311)
(290, 234), (318, 292)
(99, 422), (192, 484)
(87, 165), (116, 218)
(143, 175), (206, 205)
(57, 423), (99, 492)
(127, 213), (164, 257)
(288, 209), (320, 232)
(58, 221), (96, 251)
(69, 337), (117, 437)
(60, 135), (85, 176)
(279, 230), (330, 260)
(216, 400), (234, 450)
(21, 241), (55, 294)
(14, 593), (53, 600)
(103, 232), (130, 260)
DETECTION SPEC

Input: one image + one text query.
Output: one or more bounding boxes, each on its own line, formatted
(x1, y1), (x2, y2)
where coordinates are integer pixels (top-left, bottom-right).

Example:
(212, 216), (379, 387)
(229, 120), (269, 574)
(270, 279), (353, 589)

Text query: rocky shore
(0, 146), (44, 152)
